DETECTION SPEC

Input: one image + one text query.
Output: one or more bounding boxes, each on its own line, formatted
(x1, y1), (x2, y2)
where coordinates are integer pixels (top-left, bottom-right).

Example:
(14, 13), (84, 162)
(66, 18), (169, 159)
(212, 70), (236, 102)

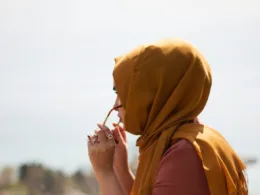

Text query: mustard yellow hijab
(113, 39), (247, 195)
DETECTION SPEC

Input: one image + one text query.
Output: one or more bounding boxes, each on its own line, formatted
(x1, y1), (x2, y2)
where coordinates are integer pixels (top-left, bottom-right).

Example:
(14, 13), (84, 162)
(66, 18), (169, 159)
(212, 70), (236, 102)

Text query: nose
(113, 105), (122, 111)
(113, 97), (121, 110)
(113, 101), (118, 110)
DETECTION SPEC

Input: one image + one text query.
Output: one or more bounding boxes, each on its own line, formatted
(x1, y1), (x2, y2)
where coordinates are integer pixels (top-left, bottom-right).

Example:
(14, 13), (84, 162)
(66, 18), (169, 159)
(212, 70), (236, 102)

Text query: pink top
(153, 139), (210, 195)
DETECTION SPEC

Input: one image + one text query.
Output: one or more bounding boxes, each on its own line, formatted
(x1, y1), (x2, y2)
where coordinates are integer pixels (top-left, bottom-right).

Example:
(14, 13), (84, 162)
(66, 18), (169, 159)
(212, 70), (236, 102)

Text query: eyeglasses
(102, 105), (122, 126)
(87, 104), (123, 143)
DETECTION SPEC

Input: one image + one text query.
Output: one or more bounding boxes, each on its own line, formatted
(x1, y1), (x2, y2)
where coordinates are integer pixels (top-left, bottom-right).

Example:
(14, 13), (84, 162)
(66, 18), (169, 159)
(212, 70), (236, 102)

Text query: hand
(112, 124), (135, 195)
(112, 123), (129, 172)
(88, 124), (116, 176)
(194, 117), (201, 124)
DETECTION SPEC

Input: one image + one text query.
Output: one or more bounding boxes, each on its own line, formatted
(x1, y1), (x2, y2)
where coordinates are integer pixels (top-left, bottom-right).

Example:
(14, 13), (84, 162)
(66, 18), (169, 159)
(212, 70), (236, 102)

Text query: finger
(119, 126), (127, 142)
(112, 126), (124, 144)
(89, 134), (99, 144)
(87, 135), (94, 152)
(113, 123), (127, 142)
(94, 134), (99, 143)
(87, 139), (93, 150)
(111, 129), (119, 144)
(96, 124), (109, 143)
(97, 124), (115, 144)
(87, 135), (93, 145)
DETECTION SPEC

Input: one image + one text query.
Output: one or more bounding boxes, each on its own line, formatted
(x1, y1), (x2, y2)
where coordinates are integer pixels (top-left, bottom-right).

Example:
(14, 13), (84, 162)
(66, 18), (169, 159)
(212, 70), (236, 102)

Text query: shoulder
(166, 139), (195, 155)
(153, 139), (210, 195)
(159, 139), (199, 167)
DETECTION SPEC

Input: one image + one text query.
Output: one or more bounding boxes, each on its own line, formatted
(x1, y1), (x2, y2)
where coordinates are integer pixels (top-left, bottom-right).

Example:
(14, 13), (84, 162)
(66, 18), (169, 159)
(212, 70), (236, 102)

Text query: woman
(87, 39), (248, 195)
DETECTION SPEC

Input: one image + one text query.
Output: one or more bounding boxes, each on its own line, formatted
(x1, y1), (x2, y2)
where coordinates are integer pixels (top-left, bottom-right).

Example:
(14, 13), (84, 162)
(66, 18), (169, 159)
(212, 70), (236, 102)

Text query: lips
(118, 114), (122, 122)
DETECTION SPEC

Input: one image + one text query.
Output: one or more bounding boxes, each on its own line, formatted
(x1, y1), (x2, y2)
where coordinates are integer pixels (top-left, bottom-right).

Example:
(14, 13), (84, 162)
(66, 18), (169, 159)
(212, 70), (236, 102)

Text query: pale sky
(0, 0), (260, 193)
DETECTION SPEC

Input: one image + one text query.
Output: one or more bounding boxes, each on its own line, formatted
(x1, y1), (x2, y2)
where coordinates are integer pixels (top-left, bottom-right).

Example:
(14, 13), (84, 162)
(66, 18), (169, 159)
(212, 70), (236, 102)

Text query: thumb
(112, 124), (125, 144)
(113, 123), (126, 140)
(118, 125), (127, 142)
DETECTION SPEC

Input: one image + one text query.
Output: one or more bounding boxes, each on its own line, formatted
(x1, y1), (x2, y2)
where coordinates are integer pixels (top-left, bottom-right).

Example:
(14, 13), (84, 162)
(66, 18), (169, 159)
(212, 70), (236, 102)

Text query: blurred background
(0, 0), (259, 194)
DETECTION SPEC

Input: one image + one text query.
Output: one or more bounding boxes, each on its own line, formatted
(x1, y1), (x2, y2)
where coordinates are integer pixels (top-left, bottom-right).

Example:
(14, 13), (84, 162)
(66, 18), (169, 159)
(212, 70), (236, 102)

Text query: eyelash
(113, 86), (117, 94)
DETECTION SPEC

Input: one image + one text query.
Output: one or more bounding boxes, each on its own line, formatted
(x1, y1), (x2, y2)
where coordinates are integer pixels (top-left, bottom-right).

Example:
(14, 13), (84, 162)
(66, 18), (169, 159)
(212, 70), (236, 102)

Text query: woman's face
(114, 95), (125, 124)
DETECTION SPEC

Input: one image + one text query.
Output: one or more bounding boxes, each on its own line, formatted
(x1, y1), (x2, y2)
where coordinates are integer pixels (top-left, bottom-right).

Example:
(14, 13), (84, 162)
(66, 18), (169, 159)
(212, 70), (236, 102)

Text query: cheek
(119, 108), (125, 117)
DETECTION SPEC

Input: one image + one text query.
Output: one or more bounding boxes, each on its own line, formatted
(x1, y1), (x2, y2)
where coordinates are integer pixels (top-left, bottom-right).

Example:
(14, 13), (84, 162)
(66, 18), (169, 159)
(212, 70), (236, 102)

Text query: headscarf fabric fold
(113, 39), (247, 195)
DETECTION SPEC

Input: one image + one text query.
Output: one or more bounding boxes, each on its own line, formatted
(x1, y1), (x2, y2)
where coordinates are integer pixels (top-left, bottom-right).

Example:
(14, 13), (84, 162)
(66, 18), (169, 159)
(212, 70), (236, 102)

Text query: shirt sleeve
(152, 139), (210, 195)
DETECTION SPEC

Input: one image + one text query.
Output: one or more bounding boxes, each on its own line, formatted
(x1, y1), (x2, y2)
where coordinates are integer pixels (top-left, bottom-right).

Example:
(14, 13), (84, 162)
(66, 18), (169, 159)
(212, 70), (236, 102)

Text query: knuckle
(95, 129), (101, 134)
(96, 130), (104, 136)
